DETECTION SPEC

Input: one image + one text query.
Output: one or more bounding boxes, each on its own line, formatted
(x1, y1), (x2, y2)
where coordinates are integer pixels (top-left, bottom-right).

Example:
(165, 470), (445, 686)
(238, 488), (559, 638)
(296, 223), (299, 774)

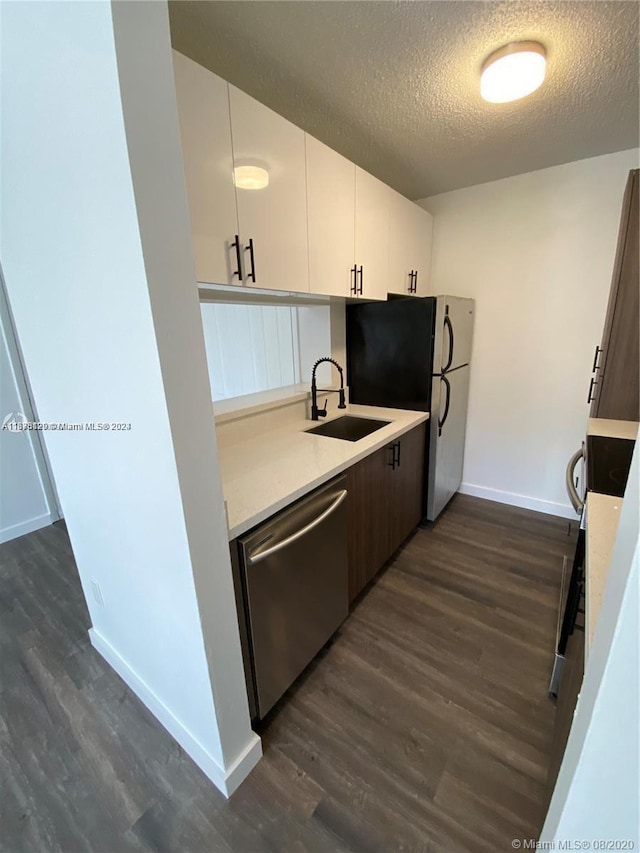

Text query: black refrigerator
(346, 294), (475, 521)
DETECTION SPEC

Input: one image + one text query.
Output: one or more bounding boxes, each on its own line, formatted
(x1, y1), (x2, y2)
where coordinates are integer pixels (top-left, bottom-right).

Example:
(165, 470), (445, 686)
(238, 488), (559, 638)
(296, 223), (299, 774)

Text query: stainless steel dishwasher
(238, 475), (348, 719)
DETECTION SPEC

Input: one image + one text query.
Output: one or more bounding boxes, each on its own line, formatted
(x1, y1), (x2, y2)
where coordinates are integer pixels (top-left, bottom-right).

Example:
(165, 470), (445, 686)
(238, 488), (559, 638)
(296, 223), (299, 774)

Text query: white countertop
(218, 404), (429, 540)
(585, 492), (623, 656)
(581, 418), (636, 660)
(587, 418), (639, 440)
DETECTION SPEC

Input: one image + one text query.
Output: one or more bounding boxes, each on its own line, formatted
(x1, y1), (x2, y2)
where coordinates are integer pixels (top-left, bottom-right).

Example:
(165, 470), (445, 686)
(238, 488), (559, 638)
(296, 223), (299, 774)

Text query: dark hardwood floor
(0, 494), (573, 853)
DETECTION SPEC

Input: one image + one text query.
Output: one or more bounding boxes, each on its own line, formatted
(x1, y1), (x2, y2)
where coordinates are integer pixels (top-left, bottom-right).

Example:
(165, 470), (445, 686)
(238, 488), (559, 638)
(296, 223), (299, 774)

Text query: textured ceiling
(168, 1), (640, 199)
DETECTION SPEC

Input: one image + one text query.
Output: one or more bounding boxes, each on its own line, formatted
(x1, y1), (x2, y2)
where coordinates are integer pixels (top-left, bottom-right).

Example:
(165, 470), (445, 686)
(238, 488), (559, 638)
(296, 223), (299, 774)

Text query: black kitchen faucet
(311, 357), (347, 420)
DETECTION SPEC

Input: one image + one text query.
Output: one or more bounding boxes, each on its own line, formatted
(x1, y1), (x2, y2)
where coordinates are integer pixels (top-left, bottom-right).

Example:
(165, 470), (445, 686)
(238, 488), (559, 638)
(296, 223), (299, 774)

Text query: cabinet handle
(587, 376), (598, 404)
(350, 265), (358, 296)
(592, 345), (602, 373)
(245, 238), (256, 283)
(388, 444), (396, 469)
(408, 271), (414, 293)
(358, 265), (363, 295)
(231, 235), (243, 281)
(388, 441), (401, 469)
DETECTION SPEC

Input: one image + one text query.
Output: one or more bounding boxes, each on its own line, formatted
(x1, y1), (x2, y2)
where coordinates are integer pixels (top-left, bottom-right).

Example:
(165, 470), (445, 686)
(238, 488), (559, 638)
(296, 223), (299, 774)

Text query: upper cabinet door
(410, 203), (433, 296)
(306, 135), (355, 297)
(388, 192), (434, 296)
(354, 168), (392, 301)
(229, 86), (309, 293)
(172, 51), (240, 287)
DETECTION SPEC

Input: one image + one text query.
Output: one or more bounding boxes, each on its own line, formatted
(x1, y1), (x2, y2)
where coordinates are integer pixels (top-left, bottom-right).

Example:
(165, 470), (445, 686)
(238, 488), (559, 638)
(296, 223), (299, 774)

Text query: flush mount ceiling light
(233, 165), (269, 190)
(481, 41), (547, 103)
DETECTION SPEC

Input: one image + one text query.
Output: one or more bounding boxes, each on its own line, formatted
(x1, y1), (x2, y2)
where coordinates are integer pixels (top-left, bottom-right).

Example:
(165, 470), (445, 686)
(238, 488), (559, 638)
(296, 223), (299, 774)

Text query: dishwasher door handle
(247, 490), (348, 565)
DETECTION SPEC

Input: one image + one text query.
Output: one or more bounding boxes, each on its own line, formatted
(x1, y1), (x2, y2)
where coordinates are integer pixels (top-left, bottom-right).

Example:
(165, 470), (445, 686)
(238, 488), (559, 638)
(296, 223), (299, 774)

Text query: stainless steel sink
(305, 415), (391, 442)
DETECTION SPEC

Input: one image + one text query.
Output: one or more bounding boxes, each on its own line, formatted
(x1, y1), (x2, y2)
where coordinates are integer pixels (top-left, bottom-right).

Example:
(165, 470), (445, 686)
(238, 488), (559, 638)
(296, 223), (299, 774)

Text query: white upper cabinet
(229, 86), (309, 293)
(354, 168), (393, 300)
(173, 53), (434, 299)
(172, 51), (240, 287)
(409, 203), (433, 296)
(306, 135), (355, 297)
(388, 192), (434, 296)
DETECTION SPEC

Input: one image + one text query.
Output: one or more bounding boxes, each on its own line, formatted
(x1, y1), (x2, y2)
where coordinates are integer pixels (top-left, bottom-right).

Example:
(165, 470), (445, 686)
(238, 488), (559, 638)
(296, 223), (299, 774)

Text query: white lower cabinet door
(172, 51), (240, 287)
(354, 167), (392, 301)
(306, 135), (355, 297)
(229, 85), (309, 293)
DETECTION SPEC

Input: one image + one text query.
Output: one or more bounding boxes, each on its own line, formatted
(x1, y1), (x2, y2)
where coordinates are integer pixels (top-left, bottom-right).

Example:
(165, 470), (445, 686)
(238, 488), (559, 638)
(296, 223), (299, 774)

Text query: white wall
(0, 274), (58, 542)
(1, 0), (259, 795)
(542, 443), (639, 845)
(420, 149), (639, 517)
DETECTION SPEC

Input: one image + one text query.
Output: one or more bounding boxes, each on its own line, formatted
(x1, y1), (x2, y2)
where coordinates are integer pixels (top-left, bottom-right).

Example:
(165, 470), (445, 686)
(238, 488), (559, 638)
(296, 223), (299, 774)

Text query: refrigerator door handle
(443, 315), (454, 372)
(438, 375), (451, 436)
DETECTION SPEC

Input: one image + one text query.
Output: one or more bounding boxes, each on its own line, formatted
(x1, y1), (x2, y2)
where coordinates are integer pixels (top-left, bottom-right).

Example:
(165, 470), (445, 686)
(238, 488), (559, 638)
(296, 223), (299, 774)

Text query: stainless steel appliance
(346, 294), (474, 521)
(427, 297), (474, 520)
(550, 434), (636, 694)
(549, 446), (586, 694)
(237, 476), (348, 719)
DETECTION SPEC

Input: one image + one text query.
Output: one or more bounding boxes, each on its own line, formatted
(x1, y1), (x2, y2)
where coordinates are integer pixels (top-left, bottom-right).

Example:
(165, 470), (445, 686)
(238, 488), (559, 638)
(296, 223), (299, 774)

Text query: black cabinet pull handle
(245, 238), (256, 283)
(358, 265), (363, 295)
(350, 265), (358, 296)
(592, 345), (602, 373)
(388, 444), (396, 469)
(587, 376), (597, 404)
(414, 270), (418, 292)
(231, 235), (242, 280)
(388, 441), (401, 469)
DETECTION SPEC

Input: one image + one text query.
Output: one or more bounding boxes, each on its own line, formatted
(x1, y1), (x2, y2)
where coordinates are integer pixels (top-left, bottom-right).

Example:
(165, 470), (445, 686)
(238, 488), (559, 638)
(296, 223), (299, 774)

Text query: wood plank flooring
(0, 494), (573, 852)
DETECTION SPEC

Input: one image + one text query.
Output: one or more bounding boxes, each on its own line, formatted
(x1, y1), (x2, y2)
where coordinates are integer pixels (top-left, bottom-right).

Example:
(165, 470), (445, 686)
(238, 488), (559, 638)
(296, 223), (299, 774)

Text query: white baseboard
(459, 483), (577, 520)
(89, 628), (262, 797)
(0, 511), (56, 544)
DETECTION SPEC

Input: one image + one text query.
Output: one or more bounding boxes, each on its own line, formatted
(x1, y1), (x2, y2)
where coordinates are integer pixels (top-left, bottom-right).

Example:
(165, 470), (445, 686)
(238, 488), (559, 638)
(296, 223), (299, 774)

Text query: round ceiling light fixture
(480, 41), (547, 103)
(233, 165), (270, 190)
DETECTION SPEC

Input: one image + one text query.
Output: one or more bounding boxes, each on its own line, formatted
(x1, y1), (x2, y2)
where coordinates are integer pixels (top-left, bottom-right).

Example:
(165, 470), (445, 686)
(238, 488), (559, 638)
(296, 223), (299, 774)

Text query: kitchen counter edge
(222, 408), (430, 541)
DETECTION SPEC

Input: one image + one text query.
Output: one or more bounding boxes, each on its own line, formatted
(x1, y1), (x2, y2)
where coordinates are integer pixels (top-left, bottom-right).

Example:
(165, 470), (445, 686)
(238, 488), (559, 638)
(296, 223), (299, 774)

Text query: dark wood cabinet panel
(346, 442), (392, 600)
(390, 423), (426, 553)
(591, 169), (639, 421)
(347, 423), (426, 602)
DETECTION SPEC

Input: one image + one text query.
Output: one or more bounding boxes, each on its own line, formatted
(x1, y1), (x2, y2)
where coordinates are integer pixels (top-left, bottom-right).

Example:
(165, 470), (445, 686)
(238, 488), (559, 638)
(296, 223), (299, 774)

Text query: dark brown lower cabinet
(347, 422), (426, 602)
(389, 422), (426, 549)
(346, 440), (392, 601)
